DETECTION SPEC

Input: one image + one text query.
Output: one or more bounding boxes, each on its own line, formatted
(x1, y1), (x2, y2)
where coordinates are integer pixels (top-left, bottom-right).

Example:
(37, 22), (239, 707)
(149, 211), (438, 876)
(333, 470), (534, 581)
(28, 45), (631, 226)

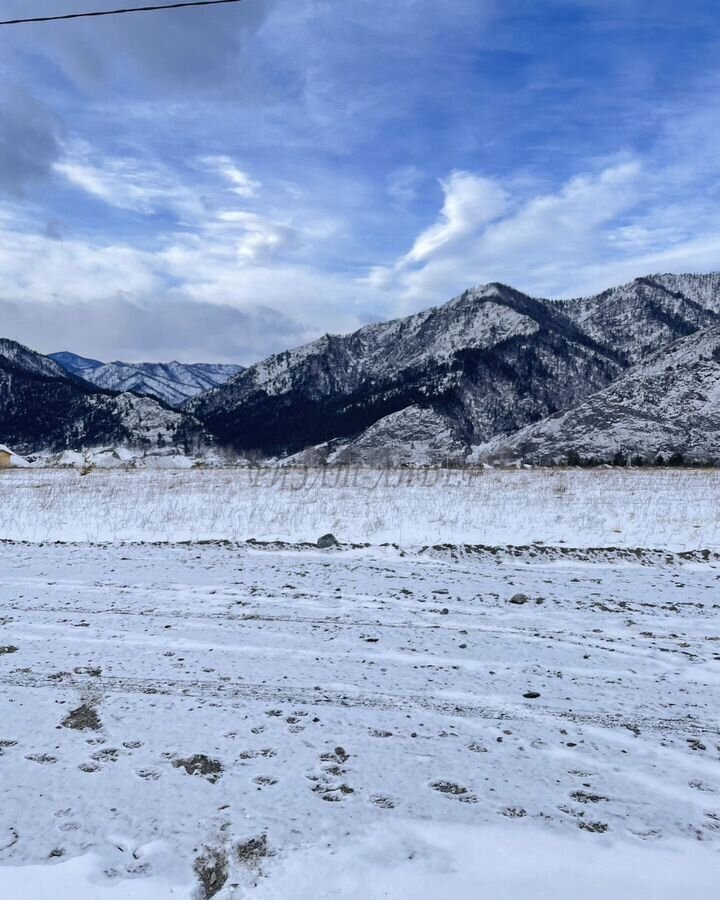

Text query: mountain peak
(455, 282), (516, 303)
(49, 351), (104, 372)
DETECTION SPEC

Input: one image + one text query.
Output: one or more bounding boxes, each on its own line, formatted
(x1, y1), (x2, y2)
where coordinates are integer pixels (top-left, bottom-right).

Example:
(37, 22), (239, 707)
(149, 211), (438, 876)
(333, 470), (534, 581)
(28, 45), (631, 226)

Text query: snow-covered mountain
(554, 273), (720, 364)
(192, 273), (720, 463)
(1, 339), (208, 455)
(191, 282), (625, 459)
(475, 324), (720, 465)
(5, 272), (720, 464)
(50, 352), (242, 408)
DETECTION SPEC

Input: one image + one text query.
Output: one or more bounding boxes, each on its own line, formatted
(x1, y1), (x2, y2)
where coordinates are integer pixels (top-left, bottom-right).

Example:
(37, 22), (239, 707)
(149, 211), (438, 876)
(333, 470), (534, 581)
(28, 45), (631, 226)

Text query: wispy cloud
(366, 157), (720, 307)
(0, 145), (367, 361)
(200, 156), (262, 198)
(54, 146), (204, 218)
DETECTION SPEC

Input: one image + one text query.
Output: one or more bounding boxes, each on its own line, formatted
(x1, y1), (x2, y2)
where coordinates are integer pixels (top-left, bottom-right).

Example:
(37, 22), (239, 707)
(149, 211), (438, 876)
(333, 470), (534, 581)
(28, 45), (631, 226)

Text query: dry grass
(1, 466), (719, 549)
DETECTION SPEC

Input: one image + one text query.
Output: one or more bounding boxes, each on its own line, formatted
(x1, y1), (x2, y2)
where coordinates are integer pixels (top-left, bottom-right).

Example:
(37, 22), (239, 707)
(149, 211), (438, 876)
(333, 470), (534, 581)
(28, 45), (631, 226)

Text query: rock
(509, 593), (530, 605)
(523, 691), (541, 699)
(317, 533), (339, 549)
(440, 608), (449, 615)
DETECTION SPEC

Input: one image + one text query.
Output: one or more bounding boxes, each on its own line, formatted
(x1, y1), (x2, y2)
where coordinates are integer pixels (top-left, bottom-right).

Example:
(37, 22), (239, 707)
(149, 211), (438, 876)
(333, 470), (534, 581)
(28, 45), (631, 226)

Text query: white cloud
(201, 156), (262, 198)
(210, 211), (294, 263)
(406, 171), (509, 263)
(0, 224), (161, 304)
(52, 147), (302, 276)
(51, 145), (307, 270)
(365, 159), (711, 307)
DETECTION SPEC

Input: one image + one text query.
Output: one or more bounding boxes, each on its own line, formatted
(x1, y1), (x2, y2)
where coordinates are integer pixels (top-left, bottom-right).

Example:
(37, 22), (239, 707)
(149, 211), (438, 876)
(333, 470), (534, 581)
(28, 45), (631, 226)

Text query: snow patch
(251, 821), (718, 900)
(0, 854), (192, 900)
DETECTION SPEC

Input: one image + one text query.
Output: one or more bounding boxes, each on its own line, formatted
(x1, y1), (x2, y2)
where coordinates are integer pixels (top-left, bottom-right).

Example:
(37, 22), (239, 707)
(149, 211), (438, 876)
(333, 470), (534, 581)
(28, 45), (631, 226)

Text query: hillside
(555, 273), (720, 364)
(475, 325), (720, 465)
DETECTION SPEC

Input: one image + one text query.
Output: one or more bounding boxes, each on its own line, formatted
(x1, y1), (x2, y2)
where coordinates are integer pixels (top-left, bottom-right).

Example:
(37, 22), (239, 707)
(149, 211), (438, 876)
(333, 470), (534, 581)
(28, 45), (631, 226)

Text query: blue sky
(1, 0), (719, 362)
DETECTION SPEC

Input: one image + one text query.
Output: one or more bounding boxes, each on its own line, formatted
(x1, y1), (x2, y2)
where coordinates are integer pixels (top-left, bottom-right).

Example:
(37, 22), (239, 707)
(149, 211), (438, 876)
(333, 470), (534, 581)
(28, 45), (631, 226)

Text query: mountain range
(49, 352), (242, 408)
(191, 272), (720, 465)
(2, 271), (720, 465)
(0, 339), (207, 456)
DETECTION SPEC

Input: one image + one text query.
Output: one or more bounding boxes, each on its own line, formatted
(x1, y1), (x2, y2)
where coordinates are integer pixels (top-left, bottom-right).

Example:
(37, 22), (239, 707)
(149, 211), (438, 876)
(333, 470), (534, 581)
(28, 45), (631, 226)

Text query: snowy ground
(0, 470), (718, 897)
(1, 466), (720, 548)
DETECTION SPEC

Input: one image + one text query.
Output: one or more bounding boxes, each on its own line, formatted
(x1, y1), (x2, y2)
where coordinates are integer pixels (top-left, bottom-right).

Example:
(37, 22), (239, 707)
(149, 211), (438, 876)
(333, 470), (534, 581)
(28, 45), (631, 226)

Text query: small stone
(509, 593), (529, 605)
(317, 533), (339, 549)
(440, 608), (449, 615)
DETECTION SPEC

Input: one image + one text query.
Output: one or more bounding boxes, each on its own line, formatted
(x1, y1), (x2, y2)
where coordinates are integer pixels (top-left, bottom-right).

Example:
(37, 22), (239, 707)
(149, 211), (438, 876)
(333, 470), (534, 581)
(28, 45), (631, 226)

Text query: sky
(1, 0), (720, 364)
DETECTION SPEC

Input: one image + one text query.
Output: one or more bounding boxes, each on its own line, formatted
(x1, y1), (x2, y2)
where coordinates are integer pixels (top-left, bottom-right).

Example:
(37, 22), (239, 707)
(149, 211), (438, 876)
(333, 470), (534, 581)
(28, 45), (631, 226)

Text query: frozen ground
(0, 469), (718, 897)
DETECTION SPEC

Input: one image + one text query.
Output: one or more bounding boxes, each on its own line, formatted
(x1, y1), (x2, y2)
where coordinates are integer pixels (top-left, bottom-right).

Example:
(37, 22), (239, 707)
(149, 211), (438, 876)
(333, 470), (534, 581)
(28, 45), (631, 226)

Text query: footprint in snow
(430, 781), (478, 803)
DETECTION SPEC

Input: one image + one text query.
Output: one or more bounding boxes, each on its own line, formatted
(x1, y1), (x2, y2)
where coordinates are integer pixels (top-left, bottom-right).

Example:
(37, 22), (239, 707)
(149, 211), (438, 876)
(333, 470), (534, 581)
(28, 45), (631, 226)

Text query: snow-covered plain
(1, 466), (720, 548)
(0, 468), (718, 897)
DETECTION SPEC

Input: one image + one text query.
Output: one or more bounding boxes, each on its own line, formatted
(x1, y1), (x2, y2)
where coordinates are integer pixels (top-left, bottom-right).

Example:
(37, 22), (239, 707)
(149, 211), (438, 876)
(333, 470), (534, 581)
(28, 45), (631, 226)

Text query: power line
(0, 0), (245, 27)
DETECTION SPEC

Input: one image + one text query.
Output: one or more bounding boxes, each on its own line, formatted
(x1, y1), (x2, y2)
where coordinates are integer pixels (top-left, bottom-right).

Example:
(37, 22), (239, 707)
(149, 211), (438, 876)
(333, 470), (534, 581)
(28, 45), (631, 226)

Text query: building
(0, 444), (28, 468)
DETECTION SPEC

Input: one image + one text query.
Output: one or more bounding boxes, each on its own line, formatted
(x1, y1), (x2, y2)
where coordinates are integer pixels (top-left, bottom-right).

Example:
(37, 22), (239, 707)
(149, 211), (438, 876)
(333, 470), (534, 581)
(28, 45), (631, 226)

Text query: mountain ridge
(191, 272), (720, 462)
(3, 271), (719, 464)
(50, 352), (243, 408)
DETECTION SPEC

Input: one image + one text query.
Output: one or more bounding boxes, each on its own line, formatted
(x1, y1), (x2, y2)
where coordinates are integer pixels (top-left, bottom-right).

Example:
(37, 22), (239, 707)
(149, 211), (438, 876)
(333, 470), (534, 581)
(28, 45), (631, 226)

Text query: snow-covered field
(1, 466), (720, 548)
(0, 469), (718, 897)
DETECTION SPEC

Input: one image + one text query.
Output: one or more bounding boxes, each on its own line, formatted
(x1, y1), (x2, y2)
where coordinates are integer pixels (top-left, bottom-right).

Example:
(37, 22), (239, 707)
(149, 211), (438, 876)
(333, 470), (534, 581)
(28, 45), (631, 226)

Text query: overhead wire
(0, 0), (245, 27)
